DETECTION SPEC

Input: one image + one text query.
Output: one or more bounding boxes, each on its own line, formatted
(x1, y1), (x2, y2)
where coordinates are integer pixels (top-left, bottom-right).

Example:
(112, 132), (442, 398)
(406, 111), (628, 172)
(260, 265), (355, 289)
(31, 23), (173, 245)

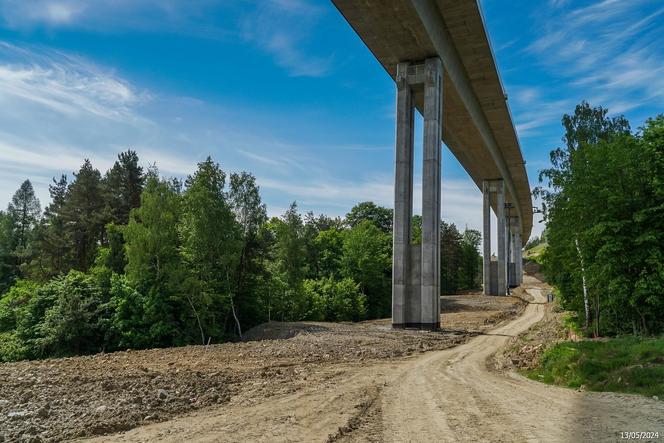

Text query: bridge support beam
(392, 62), (415, 327)
(482, 179), (508, 296)
(514, 217), (523, 285)
(392, 57), (442, 330)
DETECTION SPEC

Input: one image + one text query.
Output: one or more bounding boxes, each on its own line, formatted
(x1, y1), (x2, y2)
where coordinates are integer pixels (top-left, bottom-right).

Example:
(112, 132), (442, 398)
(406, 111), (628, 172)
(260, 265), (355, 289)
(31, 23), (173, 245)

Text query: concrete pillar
(482, 180), (491, 295)
(508, 223), (516, 287)
(496, 180), (507, 295)
(392, 62), (414, 327)
(420, 57), (443, 329)
(514, 217), (523, 285)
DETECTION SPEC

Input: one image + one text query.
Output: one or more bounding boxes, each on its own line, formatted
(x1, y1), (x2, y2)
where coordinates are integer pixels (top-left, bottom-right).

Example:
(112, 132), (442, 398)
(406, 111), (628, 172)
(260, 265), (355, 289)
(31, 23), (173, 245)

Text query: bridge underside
(332, 0), (533, 240)
(331, 0), (533, 327)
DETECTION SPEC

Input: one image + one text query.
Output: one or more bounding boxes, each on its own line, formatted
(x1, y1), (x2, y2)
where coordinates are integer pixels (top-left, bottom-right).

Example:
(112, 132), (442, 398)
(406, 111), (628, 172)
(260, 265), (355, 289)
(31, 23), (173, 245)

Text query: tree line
(536, 102), (664, 336)
(0, 154), (482, 361)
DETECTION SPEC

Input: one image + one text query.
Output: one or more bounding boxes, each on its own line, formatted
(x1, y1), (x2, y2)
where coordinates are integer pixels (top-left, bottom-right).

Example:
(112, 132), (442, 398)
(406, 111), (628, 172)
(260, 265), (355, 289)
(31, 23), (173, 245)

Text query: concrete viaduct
(331, 0), (533, 329)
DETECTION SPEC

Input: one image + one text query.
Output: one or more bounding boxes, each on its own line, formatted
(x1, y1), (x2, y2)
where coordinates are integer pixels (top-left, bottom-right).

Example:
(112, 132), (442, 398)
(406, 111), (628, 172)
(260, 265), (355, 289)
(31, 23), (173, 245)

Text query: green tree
(440, 222), (462, 294)
(27, 175), (72, 279)
(302, 277), (366, 322)
(537, 104), (664, 336)
(7, 180), (41, 253)
(313, 228), (344, 279)
(36, 271), (106, 356)
(459, 229), (482, 290)
(104, 150), (145, 225)
(0, 211), (17, 293)
(345, 201), (393, 233)
(228, 171), (268, 332)
(341, 220), (391, 318)
(265, 203), (309, 321)
(124, 170), (184, 346)
(61, 160), (106, 272)
(179, 158), (242, 342)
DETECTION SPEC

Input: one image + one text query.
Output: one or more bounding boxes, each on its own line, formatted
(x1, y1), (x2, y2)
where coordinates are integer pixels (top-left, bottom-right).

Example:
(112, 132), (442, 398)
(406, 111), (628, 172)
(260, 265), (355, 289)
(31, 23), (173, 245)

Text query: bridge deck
(331, 0), (533, 240)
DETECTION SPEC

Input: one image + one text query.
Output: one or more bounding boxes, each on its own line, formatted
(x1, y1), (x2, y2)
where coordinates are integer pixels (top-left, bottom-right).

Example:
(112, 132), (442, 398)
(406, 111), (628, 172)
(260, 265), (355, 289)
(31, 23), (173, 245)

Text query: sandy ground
(83, 274), (663, 443)
(0, 294), (522, 442)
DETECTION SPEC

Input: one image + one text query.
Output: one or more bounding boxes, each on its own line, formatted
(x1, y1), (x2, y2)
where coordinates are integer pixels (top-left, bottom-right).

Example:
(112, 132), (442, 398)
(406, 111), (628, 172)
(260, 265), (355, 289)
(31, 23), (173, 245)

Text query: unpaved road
(374, 275), (664, 442)
(86, 274), (663, 443)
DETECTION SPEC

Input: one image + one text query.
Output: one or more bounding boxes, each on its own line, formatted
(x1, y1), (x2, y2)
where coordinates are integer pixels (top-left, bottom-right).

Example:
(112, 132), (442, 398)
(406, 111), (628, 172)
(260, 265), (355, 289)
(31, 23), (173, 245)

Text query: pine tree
(104, 150), (145, 225)
(27, 176), (72, 279)
(61, 160), (106, 272)
(7, 180), (41, 251)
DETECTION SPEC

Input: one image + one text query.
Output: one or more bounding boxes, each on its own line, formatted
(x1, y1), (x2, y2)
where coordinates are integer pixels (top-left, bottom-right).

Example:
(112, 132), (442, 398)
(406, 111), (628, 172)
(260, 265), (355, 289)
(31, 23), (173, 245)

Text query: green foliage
(302, 277), (366, 322)
(313, 228), (344, 278)
(25, 175), (70, 279)
(179, 157), (242, 342)
(345, 201), (393, 233)
(0, 150), (485, 362)
(536, 104), (664, 336)
(36, 271), (106, 357)
(124, 170), (183, 346)
(528, 336), (664, 398)
(106, 274), (149, 349)
(440, 223), (482, 294)
(104, 150), (145, 226)
(62, 160), (107, 272)
(0, 210), (17, 293)
(0, 280), (38, 333)
(341, 220), (391, 318)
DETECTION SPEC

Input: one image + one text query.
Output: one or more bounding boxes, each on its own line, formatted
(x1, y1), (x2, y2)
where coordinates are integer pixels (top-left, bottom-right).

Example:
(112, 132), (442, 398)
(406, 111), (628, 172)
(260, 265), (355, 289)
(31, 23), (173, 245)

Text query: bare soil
(0, 294), (523, 442)
(81, 273), (663, 443)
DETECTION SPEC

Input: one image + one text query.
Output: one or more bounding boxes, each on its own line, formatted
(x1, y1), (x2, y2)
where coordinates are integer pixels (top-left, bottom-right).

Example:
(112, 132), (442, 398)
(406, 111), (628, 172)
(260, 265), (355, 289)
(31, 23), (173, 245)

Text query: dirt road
(373, 275), (664, 442)
(87, 274), (663, 443)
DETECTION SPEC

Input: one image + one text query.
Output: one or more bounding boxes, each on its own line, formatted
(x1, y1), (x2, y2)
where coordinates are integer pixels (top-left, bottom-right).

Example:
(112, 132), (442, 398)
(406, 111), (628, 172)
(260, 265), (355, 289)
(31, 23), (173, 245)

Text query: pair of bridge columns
(482, 179), (523, 295)
(390, 57), (523, 329)
(392, 58), (442, 330)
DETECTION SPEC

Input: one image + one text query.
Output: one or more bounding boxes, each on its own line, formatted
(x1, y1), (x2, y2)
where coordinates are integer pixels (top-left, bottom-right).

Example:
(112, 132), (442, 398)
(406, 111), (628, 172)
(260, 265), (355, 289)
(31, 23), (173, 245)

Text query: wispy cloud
(0, 43), (147, 121)
(526, 0), (664, 115)
(240, 0), (333, 77)
(0, 0), (334, 78)
(0, 0), (226, 32)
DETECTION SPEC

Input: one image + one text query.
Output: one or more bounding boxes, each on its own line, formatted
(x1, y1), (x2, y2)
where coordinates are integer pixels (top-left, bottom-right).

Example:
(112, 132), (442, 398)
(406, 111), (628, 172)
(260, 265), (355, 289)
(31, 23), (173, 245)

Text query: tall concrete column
(508, 223), (516, 287)
(420, 57), (443, 329)
(482, 180), (491, 295)
(514, 217), (523, 285)
(496, 180), (507, 295)
(392, 62), (414, 326)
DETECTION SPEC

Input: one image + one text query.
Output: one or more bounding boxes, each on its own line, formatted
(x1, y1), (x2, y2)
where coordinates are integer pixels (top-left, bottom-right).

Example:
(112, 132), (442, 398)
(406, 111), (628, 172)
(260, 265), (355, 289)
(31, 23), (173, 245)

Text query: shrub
(302, 277), (366, 322)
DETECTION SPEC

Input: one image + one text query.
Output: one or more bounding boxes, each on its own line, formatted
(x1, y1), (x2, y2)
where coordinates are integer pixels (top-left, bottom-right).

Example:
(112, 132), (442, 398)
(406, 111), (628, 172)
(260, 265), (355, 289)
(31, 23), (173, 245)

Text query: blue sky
(0, 0), (662, 241)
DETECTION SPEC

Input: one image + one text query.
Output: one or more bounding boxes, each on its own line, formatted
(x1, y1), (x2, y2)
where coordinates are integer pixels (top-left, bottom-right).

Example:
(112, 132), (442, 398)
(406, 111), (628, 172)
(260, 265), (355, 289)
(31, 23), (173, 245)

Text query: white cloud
(0, 0), (332, 78)
(240, 0), (333, 77)
(526, 0), (664, 116)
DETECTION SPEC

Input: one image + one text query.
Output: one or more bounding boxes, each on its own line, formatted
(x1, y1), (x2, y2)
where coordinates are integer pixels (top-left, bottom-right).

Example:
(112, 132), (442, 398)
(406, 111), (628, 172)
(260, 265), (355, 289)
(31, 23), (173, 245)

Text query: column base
(392, 322), (440, 331)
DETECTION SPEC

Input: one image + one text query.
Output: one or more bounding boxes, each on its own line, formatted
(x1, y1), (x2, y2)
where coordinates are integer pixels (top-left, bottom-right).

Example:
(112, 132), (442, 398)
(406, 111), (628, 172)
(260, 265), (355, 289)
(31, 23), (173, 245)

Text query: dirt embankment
(0, 294), (523, 442)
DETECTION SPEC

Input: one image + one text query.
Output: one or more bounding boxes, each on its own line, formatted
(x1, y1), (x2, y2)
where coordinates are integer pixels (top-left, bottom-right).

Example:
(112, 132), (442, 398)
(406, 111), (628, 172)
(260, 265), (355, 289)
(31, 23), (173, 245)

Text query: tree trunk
(226, 271), (242, 339)
(575, 237), (590, 334)
(185, 293), (206, 345)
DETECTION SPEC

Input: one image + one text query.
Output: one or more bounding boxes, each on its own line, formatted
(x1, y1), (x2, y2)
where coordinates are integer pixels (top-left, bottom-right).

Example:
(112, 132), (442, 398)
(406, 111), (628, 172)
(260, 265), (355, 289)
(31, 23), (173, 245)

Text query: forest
(536, 103), (664, 337)
(0, 154), (482, 362)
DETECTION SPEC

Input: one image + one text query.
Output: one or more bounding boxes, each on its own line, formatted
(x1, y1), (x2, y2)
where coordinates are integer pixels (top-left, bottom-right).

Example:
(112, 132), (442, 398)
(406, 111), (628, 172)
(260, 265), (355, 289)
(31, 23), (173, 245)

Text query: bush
(30, 271), (107, 357)
(0, 332), (28, 362)
(302, 277), (366, 322)
(0, 280), (39, 333)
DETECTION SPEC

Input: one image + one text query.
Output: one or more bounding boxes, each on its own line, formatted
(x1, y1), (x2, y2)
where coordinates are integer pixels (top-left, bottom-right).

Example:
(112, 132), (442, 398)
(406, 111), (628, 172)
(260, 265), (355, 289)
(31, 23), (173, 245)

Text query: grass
(524, 242), (546, 263)
(527, 336), (664, 398)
